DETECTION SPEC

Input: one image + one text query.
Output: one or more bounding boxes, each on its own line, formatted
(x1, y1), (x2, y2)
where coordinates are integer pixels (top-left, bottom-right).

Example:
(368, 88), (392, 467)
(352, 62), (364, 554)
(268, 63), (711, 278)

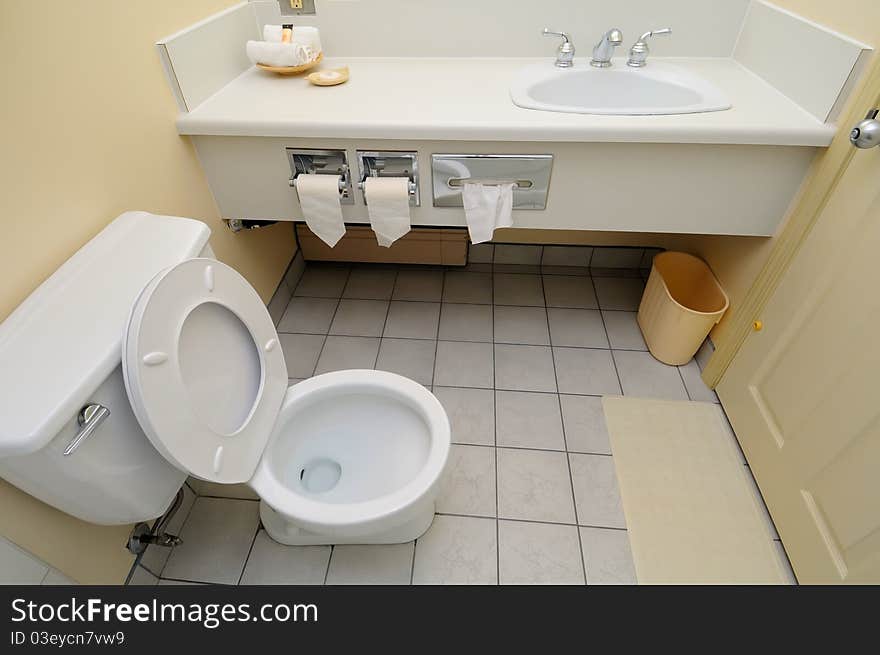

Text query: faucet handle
(543, 28), (575, 68)
(627, 27), (672, 67)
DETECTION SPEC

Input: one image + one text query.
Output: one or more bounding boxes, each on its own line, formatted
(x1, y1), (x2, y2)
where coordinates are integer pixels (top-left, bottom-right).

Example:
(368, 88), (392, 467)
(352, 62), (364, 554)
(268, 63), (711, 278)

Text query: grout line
(593, 276), (625, 396)
(372, 271), (398, 370)
(309, 269), (351, 376)
(491, 290), (500, 586)
(435, 512), (625, 532)
(541, 273), (588, 585)
(323, 546), (334, 585)
(236, 524), (262, 586)
(452, 440), (612, 457)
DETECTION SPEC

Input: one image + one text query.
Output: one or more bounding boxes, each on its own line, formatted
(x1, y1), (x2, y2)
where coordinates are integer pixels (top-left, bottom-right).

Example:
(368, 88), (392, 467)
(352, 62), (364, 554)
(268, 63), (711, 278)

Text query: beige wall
(0, 1), (296, 583)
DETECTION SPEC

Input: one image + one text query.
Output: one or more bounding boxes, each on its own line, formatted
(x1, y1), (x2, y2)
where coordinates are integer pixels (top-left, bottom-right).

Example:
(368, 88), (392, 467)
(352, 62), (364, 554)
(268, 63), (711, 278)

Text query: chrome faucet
(542, 28), (575, 68)
(627, 28), (672, 67)
(590, 28), (623, 67)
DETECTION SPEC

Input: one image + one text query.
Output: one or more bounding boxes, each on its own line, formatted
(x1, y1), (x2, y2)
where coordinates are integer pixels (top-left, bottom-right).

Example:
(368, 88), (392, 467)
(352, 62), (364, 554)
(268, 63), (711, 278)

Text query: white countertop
(176, 57), (835, 146)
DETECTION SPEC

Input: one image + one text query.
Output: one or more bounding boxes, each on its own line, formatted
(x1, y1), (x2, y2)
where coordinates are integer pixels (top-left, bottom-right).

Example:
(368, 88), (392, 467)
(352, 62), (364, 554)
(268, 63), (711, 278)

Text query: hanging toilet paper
(462, 182), (515, 244)
(364, 177), (412, 247)
(296, 174), (346, 247)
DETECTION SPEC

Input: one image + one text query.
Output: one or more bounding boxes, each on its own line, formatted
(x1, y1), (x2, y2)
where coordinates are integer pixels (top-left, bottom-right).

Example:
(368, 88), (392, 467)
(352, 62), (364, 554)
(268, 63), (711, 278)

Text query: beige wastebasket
(637, 252), (729, 365)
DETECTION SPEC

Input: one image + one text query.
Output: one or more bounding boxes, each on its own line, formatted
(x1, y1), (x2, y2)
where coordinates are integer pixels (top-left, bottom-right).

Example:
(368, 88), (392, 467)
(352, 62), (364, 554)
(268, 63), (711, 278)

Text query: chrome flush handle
(543, 28), (575, 68)
(63, 404), (110, 456)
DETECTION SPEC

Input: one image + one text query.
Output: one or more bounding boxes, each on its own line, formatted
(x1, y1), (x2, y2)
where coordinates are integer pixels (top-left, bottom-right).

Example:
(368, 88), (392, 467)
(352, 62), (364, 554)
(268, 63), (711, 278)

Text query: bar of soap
(307, 66), (350, 86)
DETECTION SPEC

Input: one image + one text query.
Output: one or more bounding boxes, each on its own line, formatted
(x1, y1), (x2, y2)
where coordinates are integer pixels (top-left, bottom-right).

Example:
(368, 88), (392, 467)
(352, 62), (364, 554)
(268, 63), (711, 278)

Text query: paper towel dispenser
(356, 151), (420, 207)
(287, 148), (355, 205)
(431, 154), (553, 210)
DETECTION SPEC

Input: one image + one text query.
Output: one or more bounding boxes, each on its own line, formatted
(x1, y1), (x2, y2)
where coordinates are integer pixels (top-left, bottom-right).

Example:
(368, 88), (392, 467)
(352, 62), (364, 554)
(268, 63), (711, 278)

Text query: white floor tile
(325, 543), (414, 585)
(383, 301), (440, 339)
(279, 333), (325, 378)
(434, 341), (494, 388)
(392, 269), (444, 301)
(493, 306), (550, 345)
(494, 344), (557, 392)
(553, 347), (621, 396)
(543, 275), (598, 309)
(294, 267), (350, 298)
(542, 246), (591, 268)
(433, 387), (495, 446)
(591, 247), (643, 269)
(278, 297), (338, 334)
(438, 303), (493, 342)
(497, 448), (575, 524)
(594, 278), (645, 311)
(560, 395), (612, 455)
(240, 531), (330, 585)
(580, 527), (637, 584)
(0, 538), (49, 584)
(496, 391), (565, 450)
(342, 268), (396, 300)
(695, 338), (715, 372)
(375, 338), (436, 385)
(569, 454), (627, 529)
(498, 521), (585, 585)
(127, 566), (157, 586)
(314, 336), (379, 375)
(613, 350), (688, 400)
(494, 244), (542, 265)
(329, 299), (389, 337)
(547, 308), (609, 348)
(602, 311), (647, 350)
(412, 515), (497, 585)
(163, 498), (260, 585)
(41, 569), (76, 585)
(436, 445), (496, 517)
(679, 359), (719, 402)
(443, 272), (493, 304)
(493, 274), (544, 306)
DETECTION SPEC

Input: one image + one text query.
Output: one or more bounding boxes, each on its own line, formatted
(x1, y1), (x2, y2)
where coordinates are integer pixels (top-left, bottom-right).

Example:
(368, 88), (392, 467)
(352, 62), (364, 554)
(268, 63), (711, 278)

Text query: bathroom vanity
(159, 1), (870, 237)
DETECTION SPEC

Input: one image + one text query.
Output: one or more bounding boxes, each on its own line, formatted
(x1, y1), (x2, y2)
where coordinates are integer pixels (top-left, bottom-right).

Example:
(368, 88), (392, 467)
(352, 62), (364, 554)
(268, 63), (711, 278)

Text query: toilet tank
(0, 211), (212, 525)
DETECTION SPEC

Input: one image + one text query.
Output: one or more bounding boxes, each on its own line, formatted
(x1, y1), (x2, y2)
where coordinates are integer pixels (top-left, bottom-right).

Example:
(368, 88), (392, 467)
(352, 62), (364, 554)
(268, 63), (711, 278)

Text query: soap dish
(256, 52), (323, 75)
(307, 66), (350, 86)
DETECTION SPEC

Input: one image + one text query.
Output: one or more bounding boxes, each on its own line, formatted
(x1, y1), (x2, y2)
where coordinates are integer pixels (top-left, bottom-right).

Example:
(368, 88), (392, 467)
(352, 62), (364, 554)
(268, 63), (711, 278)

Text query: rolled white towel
(263, 24), (283, 42)
(246, 40), (317, 67)
(292, 26), (322, 52)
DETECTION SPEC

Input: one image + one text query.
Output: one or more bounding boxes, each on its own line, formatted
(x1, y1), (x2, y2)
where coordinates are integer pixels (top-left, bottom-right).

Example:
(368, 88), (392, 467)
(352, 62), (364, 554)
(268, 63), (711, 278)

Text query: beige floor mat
(602, 396), (786, 584)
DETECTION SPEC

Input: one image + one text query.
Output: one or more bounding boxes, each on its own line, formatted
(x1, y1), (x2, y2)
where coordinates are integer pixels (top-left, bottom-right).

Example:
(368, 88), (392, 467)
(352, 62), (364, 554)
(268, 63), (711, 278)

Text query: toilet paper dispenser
(356, 151), (420, 207)
(287, 148), (355, 205)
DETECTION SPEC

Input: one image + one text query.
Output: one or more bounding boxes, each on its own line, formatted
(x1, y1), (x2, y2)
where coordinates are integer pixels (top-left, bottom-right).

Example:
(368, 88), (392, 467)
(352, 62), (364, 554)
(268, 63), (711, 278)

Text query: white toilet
(0, 211), (450, 546)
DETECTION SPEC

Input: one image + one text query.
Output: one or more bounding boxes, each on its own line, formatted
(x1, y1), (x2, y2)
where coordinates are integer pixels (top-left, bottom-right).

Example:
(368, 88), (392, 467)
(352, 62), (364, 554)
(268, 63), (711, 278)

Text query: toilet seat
(122, 259), (288, 484)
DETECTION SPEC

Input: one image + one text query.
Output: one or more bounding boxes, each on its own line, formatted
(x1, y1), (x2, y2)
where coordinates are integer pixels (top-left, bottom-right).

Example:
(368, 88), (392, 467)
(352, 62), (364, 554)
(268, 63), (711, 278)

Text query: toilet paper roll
(296, 174), (345, 247)
(364, 177), (411, 248)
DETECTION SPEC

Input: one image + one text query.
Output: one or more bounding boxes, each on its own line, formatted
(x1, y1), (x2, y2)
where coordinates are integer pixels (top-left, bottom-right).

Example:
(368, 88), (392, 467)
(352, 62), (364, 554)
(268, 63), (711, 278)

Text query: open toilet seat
(122, 258), (450, 545)
(123, 258), (288, 484)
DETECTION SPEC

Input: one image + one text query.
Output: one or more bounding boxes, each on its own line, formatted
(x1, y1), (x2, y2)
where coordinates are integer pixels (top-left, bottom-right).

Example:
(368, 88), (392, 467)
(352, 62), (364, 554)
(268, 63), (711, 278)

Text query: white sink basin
(510, 61), (731, 116)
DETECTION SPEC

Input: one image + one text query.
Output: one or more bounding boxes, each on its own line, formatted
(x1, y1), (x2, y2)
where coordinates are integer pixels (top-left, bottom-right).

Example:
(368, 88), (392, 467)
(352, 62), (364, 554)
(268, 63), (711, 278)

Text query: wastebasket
(637, 252), (729, 365)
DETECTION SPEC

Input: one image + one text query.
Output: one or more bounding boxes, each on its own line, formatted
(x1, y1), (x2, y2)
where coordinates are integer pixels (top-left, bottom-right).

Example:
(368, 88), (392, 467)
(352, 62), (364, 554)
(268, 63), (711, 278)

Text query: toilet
(0, 211), (450, 546)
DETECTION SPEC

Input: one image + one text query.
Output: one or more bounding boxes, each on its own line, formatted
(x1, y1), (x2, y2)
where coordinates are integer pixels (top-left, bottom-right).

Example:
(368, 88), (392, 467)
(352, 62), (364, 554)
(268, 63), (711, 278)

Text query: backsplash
(255, 0), (750, 57)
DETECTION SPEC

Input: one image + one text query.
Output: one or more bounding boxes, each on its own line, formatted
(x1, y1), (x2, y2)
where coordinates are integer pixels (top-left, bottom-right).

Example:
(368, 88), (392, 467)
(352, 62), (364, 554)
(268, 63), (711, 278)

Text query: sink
(510, 61), (731, 116)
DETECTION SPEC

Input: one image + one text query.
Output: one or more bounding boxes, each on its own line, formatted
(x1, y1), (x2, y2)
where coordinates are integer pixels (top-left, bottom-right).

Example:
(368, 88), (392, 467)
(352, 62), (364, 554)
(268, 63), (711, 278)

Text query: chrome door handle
(63, 404), (110, 456)
(850, 109), (880, 149)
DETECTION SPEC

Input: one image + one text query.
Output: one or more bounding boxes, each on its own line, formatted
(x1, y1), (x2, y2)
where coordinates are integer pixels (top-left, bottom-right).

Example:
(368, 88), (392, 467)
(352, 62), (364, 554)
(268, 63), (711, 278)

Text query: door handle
(850, 109), (880, 149)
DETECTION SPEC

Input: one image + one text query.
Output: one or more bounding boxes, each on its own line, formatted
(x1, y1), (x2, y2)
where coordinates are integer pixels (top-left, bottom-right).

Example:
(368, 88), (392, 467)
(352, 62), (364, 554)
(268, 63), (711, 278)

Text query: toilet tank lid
(0, 211), (211, 457)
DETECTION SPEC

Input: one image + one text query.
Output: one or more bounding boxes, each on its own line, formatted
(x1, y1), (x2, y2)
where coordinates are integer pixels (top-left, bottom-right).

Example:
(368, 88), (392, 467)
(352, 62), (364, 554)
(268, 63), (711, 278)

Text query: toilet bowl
(123, 257), (450, 545)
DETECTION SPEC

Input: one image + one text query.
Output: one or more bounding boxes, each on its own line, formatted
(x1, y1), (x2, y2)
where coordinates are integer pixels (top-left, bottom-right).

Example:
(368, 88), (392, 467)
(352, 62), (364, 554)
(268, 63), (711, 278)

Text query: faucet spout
(591, 28), (624, 68)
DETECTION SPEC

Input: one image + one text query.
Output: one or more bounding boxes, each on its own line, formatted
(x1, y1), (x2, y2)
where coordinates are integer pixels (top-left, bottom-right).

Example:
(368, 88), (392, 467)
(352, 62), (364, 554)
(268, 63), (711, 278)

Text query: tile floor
(134, 262), (794, 586)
